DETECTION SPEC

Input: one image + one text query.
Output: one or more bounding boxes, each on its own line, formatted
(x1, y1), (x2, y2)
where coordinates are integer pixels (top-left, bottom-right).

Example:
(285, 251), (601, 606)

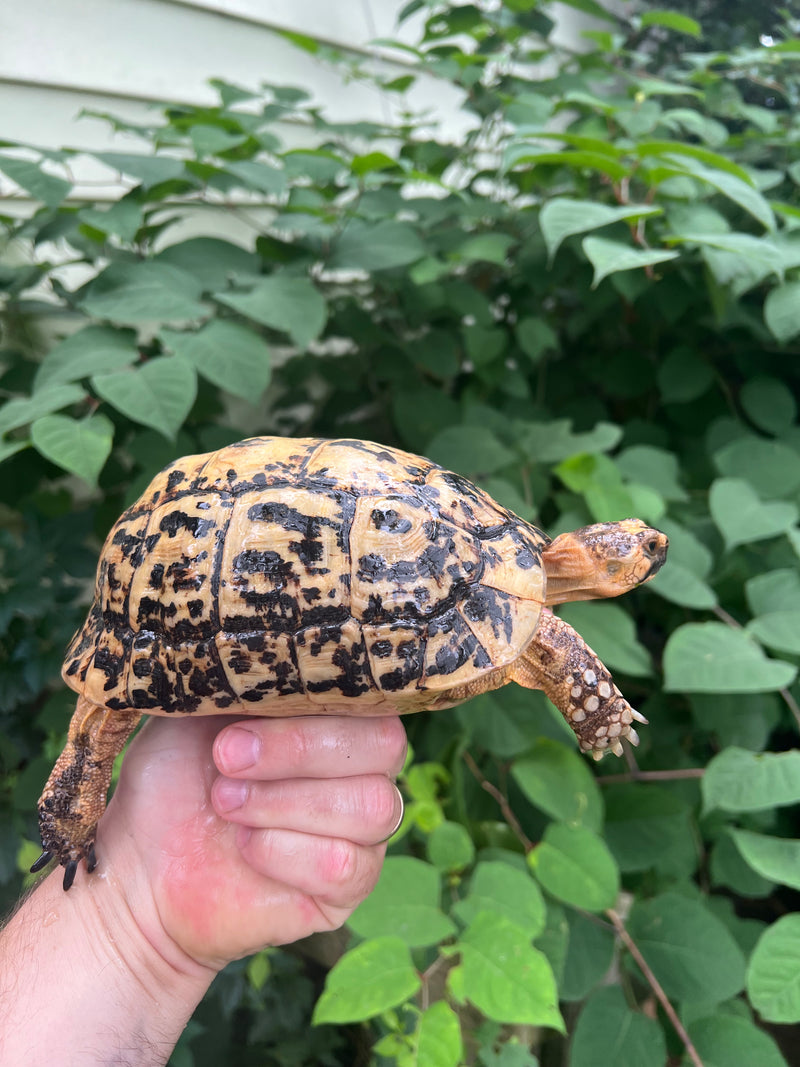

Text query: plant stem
(598, 768), (704, 785)
(605, 908), (704, 1067)
(462, 751), (533, 852)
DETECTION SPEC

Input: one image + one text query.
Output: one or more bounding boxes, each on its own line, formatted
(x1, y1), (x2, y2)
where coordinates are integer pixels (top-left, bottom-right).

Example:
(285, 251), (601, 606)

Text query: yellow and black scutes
(62, 437), (547, 718)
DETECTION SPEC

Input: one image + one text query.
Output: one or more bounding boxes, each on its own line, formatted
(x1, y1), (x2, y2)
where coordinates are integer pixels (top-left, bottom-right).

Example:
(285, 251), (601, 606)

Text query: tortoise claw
(87, 843), (98, 873)
(63, 860), (79, 891)
(30, 850), (55, 874)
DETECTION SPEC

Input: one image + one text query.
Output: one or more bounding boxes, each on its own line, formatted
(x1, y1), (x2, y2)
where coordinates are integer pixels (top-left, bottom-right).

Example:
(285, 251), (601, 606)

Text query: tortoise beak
(642, 532), (668, 581)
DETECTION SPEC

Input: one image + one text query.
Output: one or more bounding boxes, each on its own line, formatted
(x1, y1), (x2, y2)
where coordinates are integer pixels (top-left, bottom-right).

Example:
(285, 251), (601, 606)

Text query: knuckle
(321, 838), (360, 888)
(280, 720), (313, 767)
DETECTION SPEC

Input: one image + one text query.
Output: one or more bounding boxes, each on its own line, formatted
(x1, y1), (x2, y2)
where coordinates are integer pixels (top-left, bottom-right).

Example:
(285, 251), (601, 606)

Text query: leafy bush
(2, 2), (800, 1064)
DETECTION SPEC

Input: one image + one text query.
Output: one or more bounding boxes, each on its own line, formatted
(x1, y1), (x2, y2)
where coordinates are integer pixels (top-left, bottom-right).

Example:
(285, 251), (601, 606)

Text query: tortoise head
(541, 518), (668, 606)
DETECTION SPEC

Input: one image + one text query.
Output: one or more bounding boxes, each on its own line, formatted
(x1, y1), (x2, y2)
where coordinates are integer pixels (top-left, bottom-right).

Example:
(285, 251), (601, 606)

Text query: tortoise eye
(646, 539), (659, 554)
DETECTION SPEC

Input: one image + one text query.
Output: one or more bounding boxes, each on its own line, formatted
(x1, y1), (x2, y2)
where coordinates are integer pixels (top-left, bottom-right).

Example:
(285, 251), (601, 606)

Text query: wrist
(1, 862), (215, 1066)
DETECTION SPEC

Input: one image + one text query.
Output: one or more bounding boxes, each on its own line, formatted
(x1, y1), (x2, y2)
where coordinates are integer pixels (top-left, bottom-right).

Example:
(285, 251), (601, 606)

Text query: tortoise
(33, 436), (668, 890)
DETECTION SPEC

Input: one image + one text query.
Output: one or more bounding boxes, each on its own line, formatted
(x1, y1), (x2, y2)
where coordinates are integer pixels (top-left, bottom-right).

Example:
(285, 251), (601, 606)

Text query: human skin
(0, 712), (407, 1066)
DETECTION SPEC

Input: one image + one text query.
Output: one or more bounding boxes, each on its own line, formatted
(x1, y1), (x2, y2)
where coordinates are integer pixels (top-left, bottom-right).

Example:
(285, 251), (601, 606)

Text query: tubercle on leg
(510, 608), (647, 758)
(34, 696), (142, 890)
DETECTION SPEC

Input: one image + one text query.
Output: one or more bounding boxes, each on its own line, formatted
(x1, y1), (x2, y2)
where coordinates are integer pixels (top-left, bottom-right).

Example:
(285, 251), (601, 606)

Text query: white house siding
(0, 0), (465, 203)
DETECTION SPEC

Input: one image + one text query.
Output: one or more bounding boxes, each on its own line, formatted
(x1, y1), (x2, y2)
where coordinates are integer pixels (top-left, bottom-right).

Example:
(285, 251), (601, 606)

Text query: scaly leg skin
(510, 608), (647, 759)
(31, 696), (142, 890)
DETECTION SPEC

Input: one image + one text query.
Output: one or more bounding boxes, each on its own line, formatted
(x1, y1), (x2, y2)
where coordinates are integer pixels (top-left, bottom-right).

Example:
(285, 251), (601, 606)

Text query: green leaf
(530, 823), (619, 911)
(730, 830), (800, 891)
(747, 915), (800, 1023)
(348, 856), (456, 948)
(740, 377), (797, 434)
(456, 912), (564, 1029)
(663, 622), (797, 694)
(312, 937), (421, 1024)
(451, 861), (546, 939)
(92, 355), (197, 440)
(657, 346), (714, 403)
(581, 237), (678, 288)
(714, 438), (800, 499)
(561, 911), (615, 1002)
(0, 384), (85, 436)
(671, 156), (776, 231)
(746, 568), (800, 615)
(515, 317), (558, 363)
(648, 562), (717, 609)
(511, 739), (604, 832)
(0, 154), (71, 206)
(427, 821), (475, 873)
(189, 125), (247, 157)
(661, 109), (728, 147)
(92, 152), (186, 187)
(603, 784), (692, 873)
(35, 325), (139, 389)
(506, 148), (629, 181)
(0, 439), (28, 464)
(703, 748), (800, 813)
(517, 419), (622, 463)
(80, 262), (208, 325)
(709, 477), (798, 549)
(689, 1014), (789, 1067)
(30, 413), (114, 486)
(539, 199), (661, 261)
(79, 199), (143, 242)
(215, 274), (327, 348)
(426, 425), (515, 476)
(463, 325), (507, 367)
(616, 445), (687, 501)
(224, 160), (287, 196)
(764, 281), (800, 343)
(156, 238), (259, 292)
(330, 220), (426, 271)
(748, 611), (800, 655)
(351, 151), (400, 176)
(626, 892), (746, 1003)
(160, 320), (270, 402)
(558, 601), (652, 677)
(455, 233), (516, 265)
(570, 986), (666, 1067)
(711, 832), (775, 899)
(640, 10), (701, 36)
(416, 1002), (463, 1067)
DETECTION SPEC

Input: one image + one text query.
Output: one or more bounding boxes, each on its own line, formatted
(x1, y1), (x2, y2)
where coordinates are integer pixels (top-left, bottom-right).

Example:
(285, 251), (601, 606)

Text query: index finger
(213, 714), (408, 781)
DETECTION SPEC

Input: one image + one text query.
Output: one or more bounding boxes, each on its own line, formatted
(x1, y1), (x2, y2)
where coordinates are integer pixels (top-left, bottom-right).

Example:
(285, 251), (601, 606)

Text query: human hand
(97, 713), (407, 972)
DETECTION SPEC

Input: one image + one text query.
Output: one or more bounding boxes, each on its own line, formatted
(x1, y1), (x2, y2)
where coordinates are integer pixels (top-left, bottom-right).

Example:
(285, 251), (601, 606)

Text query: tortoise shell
(63, 436), (548, 717)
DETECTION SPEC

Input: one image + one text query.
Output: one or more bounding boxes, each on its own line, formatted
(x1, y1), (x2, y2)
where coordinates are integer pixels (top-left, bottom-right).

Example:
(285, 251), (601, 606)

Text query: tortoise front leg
(511, 608), (647, 758)
(32, 695), (142, 890)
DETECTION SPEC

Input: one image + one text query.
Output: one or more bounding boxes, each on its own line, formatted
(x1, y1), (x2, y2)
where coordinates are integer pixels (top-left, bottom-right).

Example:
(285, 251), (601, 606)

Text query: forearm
(0, 866), (214, 1067)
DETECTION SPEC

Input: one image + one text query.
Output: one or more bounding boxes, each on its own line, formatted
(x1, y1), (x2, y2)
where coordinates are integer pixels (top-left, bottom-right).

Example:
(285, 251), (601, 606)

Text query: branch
(606, 908), (704, 1067)
(462, 751), (533, 852)
(598, 768), (704, 785)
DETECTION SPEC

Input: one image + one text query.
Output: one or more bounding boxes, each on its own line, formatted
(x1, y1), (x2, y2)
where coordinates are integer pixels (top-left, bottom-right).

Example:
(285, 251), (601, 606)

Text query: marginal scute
(61, 436), (545, 715)
(294, 618), (382, 705)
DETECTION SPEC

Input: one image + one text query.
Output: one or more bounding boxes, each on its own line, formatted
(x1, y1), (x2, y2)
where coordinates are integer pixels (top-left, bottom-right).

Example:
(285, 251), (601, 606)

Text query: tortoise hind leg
(510, 608), (647, 758)
(34, 695), (142, 890)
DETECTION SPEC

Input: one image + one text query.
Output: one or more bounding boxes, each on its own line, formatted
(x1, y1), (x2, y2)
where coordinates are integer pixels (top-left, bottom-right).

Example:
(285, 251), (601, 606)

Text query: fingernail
(217, 726), (260, 772)
(215, 778), (248, 813)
